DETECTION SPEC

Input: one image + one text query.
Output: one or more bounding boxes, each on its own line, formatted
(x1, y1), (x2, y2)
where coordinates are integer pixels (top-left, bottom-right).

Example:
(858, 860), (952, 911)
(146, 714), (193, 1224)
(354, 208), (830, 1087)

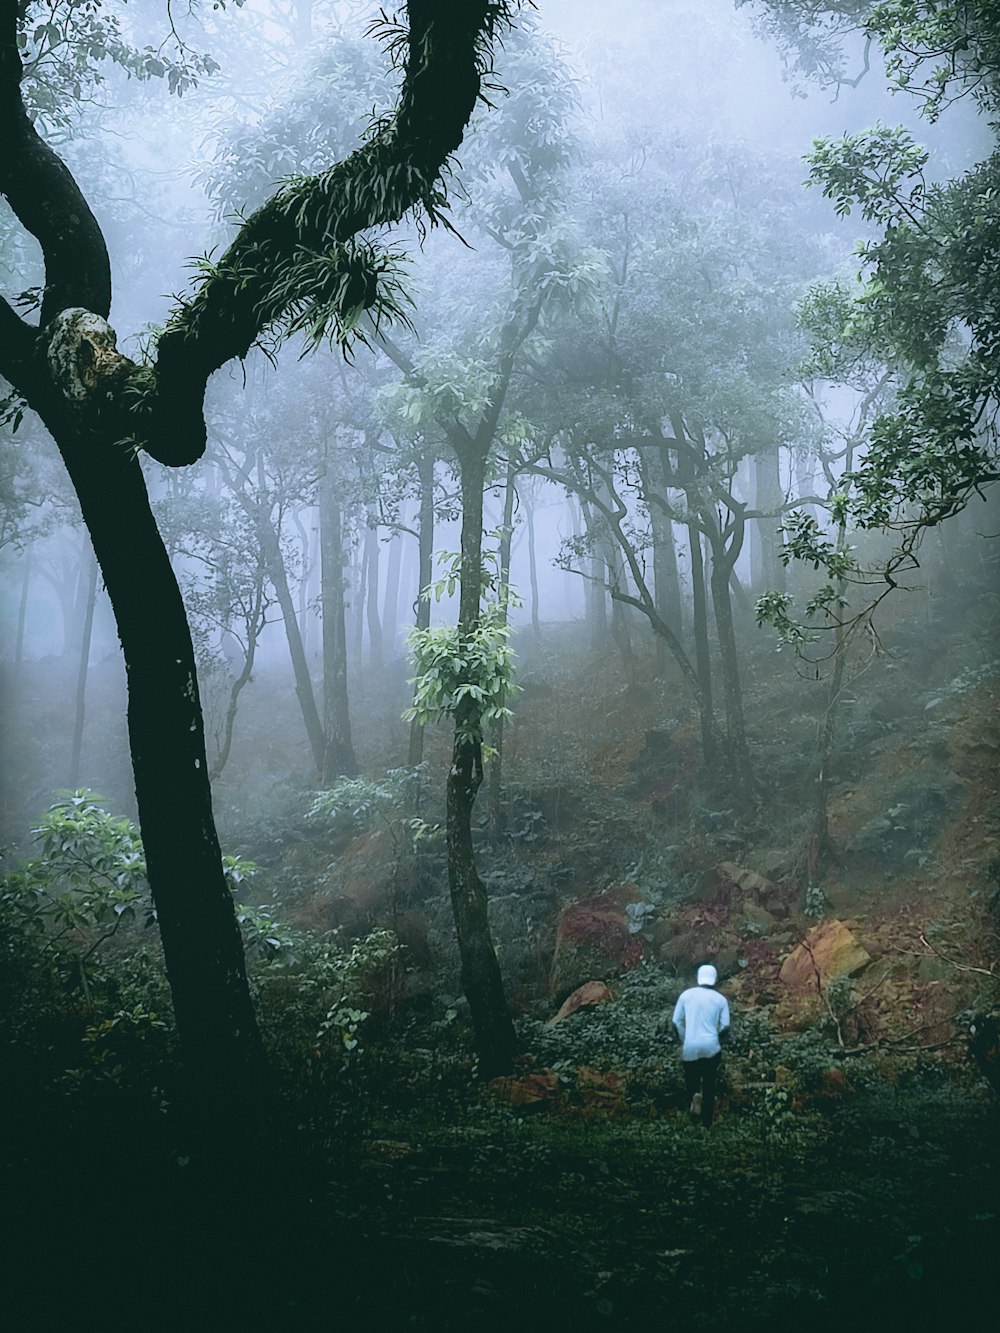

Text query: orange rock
(819, 1067), (854, 1098)
(547, 980), (613, 1025)
(489, 1070), (559, 1109)
(779, 919), (871, 995)
(550, 885), (645, 997)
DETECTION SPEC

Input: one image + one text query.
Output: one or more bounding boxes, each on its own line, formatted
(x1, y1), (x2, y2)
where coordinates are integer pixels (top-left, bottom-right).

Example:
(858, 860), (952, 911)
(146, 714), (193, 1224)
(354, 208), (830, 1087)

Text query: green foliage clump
(307, 768), (430, 841)
(0, 791), (257, 1095)
(253, 926), (402, 1119)
(517, 962), (682, 1105)
(405, 602), (520, 743)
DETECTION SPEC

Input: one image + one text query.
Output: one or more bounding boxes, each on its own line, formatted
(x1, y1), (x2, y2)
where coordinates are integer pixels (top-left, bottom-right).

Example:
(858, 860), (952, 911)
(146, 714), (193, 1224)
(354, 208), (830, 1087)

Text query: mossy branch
(144, 0), (519, 466)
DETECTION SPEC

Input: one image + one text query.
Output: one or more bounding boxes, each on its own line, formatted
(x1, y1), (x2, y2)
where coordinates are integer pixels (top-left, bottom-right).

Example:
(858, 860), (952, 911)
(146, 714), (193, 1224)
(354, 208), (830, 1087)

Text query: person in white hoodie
(672, 963), (730, 1127)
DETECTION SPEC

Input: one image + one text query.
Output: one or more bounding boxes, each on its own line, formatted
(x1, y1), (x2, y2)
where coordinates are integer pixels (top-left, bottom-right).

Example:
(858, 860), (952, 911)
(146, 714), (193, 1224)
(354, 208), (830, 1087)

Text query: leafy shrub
(306, 768), (438, 847)
(252, 926), (401, 1095)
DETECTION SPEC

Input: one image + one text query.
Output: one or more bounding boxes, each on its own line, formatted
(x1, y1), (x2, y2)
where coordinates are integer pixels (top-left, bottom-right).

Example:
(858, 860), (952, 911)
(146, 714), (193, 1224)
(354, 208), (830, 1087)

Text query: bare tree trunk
(812, 444), (855, 871)
(258, 508), (326, 779)
(210, 564), (267, 782)
(320, 471), (358, 780)
(364, 524), (384, 670)
(408, 452), (435, 767)
(688, 525), (717, 767)
(48, 412), (265, 1141)
(608, 552), (636, 686)
(68, 553), (98, 788)
(705, 510), (752, 799)
(752, 447), (786, 596)
(710, 560), (751, 796)
(642, 449), (682, 674)
(14, 541), (31, 667)
(291, 506), (313, 647)
(382, 528), (403, 658)
(352, 535), (367, 675)
(579, 496), (607, 650)
(525, 488), (541, 645)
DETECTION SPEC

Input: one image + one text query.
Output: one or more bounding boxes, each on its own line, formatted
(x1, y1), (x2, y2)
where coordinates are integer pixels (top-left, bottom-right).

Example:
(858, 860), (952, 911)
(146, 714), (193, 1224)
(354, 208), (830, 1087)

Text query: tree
(739, 1), (1000, 540)
(0, 0), (519, 1131)
(517, 138), (826, 797)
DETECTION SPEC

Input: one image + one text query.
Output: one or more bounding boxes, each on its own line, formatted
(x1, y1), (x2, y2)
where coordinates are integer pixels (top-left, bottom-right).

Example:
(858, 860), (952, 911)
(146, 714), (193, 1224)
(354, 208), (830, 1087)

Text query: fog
(2, 0), (992, 833)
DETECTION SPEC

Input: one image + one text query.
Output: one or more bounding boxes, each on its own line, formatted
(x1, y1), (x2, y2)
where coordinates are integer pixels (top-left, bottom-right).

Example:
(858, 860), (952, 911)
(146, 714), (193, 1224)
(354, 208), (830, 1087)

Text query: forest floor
(4, 606), (999, 1328)
(6, 1063), (997, 1330)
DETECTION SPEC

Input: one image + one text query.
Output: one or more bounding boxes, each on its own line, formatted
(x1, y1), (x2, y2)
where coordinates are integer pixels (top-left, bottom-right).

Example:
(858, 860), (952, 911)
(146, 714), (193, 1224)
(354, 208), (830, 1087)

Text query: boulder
(779, 919), (871, 995)
(818, 1067), (854, 1099)
(547, 980), (613, 1025)
(549, 885), (645, 999)
(657, 924), (718, 972)
(738, 902), (777, 936)
(713, 945), (741, 979)
(716, 861), (776, 899)
(715, 860), (791, 917)
(488, 1070), (559, 1111)
(753, 848), (795, 880)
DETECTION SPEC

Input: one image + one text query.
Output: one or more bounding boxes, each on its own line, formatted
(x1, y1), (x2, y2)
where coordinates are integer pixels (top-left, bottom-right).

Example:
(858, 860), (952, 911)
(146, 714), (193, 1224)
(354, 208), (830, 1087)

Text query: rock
(546, 980), (613, 1025)
(917, 955), (954, 983)
(738, 903), (777, 936)
(818, 1067), (854, 1099)
(753, 848), (795, 880)
(716, 861), (777, 900)
(657, 925), (718, 971)
(778, 919), (872, 995)
(488, 1070), (559, 1110)
(713, 946), (741, 979)
(714, 860), (793, 917)
(549, 885), (645, 999)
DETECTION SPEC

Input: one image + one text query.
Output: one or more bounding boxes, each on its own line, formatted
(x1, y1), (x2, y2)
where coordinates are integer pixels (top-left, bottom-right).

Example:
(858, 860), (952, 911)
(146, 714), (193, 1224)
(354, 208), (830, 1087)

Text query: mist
(1, 2), (997, 1327)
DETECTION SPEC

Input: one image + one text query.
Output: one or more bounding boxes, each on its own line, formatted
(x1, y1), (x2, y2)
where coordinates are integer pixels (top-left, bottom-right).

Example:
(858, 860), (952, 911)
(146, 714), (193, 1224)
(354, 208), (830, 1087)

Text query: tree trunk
(210, 563), (266, 782)
(319, 472), (358, 780)
(448, 445), (515, 1078)
(688, 525), (717, 768)
(258, 506), (326, 779)
(352, 535), (367, 675)
(382, 529), (403, 658)
(525, 489), (541, 646)
(642, 450), (682, 674)
(407, 452), (435, 768)
(364, 524), (383, 671)
(579, 496), (607, 650)
(608, 552), (636, 686)
(488, 460), (517, 840)
(14, 541), (31, 667)
(49, 414), (265, 1141)
(68, 552), (98, 788)
(752, 447), (786, 596)
(812, 453), (854, 873)
(291, 506), (313, 650)
(706, 516), (752, 799)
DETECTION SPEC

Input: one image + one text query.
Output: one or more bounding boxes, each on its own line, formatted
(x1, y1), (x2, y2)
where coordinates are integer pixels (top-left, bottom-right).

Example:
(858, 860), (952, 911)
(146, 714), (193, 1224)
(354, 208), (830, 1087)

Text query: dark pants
(683, 1053), (721, 1127)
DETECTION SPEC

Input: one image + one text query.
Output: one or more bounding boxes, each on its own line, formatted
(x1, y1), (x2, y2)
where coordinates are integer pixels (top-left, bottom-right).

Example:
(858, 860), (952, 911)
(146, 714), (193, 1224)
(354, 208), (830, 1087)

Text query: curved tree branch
(146, 0), (515, 467)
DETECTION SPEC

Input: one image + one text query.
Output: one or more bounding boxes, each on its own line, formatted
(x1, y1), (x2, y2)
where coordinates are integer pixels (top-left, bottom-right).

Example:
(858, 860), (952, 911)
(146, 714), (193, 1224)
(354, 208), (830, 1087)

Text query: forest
(1, 1), (998, 1327)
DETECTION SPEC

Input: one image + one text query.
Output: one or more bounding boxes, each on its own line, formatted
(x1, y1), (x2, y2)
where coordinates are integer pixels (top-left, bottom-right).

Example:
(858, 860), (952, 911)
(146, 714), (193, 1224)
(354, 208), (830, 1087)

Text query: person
(672, 963), (730, 1127)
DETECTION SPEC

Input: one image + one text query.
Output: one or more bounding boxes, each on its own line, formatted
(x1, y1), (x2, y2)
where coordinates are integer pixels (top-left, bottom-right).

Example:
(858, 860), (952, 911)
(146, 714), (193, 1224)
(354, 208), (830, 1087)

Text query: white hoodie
(672, 985), (730, 1061)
